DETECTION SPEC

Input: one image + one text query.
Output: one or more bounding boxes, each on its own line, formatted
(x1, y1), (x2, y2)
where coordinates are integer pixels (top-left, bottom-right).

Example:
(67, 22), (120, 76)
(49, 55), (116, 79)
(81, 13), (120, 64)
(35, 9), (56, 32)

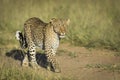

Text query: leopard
(16, 17), (70, 72)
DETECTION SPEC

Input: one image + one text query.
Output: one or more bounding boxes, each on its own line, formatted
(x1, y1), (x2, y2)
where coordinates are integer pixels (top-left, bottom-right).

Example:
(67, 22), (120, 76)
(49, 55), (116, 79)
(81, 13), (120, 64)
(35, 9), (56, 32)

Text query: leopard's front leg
(45, 48), (61, 73)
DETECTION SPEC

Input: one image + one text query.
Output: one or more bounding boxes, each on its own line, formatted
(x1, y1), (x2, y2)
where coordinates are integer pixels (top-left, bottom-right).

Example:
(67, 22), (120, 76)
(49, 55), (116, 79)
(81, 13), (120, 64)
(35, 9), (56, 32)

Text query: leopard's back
(24, 17), (47, 48)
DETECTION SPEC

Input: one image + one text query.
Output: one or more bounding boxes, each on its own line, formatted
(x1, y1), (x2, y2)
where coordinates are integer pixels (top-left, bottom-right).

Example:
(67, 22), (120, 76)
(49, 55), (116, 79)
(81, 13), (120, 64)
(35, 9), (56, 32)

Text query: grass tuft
(86, 64), (120, 73)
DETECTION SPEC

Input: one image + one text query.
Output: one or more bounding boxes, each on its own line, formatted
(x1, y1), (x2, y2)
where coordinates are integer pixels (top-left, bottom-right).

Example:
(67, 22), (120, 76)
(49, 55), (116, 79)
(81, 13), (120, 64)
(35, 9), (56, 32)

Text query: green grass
(0, 0), (120, 51)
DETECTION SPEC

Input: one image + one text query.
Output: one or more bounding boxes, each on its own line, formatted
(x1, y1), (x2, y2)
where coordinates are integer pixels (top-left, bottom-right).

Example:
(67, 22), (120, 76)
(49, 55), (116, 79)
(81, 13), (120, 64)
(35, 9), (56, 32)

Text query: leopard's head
(50, 18), (70, 38)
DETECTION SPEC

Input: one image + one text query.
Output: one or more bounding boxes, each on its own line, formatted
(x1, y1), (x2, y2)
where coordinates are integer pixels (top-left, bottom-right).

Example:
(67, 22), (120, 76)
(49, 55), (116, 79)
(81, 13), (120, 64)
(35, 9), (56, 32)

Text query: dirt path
(57, 43), (120, 80)
(2, 43), (120, 80)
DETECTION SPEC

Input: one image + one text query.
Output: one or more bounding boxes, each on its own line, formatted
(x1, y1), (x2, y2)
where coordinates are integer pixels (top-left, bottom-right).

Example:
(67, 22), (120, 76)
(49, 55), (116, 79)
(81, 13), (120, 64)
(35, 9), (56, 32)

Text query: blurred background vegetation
(0, 0), (120, 79)
(0, 0), (120, 51)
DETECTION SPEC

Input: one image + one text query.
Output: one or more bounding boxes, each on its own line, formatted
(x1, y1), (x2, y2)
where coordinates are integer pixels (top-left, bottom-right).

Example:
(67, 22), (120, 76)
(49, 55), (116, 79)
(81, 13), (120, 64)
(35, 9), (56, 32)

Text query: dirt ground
(2, 43), (120, 80)
(57, 43), (120, 80)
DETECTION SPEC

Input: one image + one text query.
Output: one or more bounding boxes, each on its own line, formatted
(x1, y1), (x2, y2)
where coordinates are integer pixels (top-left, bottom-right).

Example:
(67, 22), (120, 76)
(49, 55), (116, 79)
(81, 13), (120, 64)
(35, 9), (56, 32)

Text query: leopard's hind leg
(24, 25), (39, 69)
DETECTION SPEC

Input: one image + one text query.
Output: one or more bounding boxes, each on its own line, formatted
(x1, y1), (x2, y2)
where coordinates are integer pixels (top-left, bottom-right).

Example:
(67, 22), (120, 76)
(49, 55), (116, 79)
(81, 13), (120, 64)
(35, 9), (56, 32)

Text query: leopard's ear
(50, 18), (57, 23)
(66, 19), (70, 25)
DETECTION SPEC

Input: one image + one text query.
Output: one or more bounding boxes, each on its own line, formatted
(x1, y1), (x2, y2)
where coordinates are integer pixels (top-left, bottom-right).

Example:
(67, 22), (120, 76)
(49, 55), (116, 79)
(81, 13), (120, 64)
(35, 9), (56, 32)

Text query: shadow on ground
(5, 49), (47, 68)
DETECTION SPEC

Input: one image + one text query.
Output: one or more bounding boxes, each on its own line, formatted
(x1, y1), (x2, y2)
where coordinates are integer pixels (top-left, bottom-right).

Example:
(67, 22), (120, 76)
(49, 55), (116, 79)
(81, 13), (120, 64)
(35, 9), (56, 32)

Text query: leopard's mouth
(59, 35), (65, 38)
(58, 33), (66, 38)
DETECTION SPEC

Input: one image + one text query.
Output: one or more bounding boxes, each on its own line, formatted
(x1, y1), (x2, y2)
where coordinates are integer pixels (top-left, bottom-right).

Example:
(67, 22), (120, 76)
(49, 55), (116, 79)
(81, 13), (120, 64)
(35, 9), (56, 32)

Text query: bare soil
(57, 43), (120, 80)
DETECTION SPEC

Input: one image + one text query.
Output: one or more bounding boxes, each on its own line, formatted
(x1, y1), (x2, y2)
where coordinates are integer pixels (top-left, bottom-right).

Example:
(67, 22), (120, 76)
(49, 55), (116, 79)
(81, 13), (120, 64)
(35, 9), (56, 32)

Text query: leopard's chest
(45, 32), (60, 49)
(51, 36), (59, 49)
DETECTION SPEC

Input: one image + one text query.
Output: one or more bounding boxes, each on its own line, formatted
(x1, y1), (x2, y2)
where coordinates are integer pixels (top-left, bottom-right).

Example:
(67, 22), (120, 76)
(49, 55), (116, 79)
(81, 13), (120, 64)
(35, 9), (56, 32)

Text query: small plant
(114, 52), (120, 56)
(57, 49), (69, 56)
(68, 52), (78, 58)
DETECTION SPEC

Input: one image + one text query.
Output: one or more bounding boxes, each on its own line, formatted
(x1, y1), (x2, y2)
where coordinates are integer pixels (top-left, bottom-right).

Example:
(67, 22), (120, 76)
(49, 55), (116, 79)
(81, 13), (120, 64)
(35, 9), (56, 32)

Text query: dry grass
(0, 49), (73, 80)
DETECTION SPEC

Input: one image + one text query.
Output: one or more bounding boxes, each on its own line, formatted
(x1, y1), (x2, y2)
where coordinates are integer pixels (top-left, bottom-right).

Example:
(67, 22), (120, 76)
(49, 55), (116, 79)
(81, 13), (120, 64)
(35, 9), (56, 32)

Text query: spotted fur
(16, 17), (70, 72)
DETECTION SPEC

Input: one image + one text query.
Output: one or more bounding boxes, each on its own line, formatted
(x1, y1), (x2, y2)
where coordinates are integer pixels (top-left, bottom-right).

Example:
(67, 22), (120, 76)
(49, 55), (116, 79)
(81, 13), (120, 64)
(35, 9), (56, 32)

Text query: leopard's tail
(15, 31), (28, 49)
